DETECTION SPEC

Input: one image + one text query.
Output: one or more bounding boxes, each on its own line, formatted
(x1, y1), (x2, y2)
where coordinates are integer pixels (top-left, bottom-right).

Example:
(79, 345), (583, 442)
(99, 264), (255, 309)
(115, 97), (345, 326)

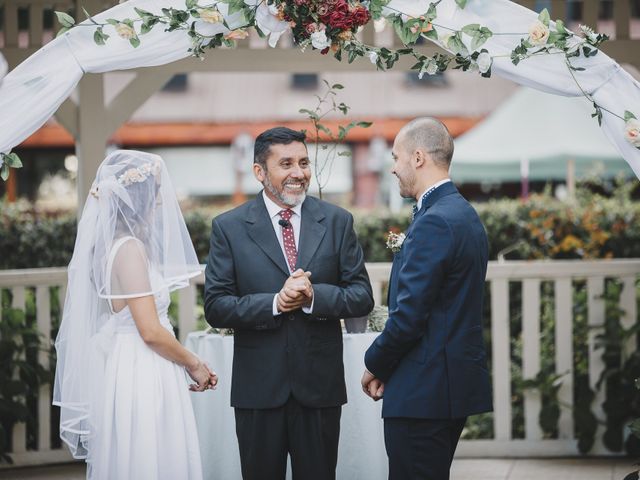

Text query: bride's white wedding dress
(89, 236), (203, 480)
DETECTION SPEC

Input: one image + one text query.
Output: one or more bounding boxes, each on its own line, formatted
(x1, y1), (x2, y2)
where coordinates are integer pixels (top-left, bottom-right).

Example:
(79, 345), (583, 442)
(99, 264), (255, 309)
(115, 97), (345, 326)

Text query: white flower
(115, 23), (136, 40)
(625, 118), (640, 148)
(310, 29), (331, 50)
(565, 36), (585, 54)
(426, 61), (438, 75)
(199, 8), (224, 24)
(528, 20), (550, 46)
(386, 232), (406, 253)
(579, 24), (598, 43)
(368, 51), (379, 64)
(476, 52), (492, 73)
(374, 18), (387, 33)
(418, 60), (438, 79)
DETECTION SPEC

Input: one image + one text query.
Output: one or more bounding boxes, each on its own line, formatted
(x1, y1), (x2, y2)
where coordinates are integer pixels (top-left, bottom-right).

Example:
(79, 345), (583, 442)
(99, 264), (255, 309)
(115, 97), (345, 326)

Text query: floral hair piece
(117, 160), (162, 187)
(90, 159), (161, 198)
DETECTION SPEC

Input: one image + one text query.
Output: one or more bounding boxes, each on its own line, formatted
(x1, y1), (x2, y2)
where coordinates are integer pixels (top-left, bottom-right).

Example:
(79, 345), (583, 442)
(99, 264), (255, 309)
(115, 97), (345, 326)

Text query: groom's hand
(277, 270), (313, 312)
(361, 369), (384, 401)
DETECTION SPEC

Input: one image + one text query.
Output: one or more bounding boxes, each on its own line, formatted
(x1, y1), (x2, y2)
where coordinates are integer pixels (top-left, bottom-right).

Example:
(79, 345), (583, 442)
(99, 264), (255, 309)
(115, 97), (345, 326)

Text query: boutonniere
(386, 231), (406, 254)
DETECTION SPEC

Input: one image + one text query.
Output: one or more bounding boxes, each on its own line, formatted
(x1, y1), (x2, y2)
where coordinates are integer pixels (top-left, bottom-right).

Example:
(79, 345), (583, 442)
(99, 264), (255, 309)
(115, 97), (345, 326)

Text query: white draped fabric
(186, 332), (388, 480)
(386, 0), (640, 178)
(0, 0), (638, 178)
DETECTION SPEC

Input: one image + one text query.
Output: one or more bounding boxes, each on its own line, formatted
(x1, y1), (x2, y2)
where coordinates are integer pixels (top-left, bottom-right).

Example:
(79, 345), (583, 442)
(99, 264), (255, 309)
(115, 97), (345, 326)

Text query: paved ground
(0, 458), (637, 480)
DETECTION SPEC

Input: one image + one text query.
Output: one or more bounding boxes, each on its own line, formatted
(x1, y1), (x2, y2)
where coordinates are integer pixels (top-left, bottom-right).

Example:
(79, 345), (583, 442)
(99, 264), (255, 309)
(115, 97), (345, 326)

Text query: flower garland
(1, 0), (637, 182)
(279, 0), (371, 53)
(57, 0), (636, 149)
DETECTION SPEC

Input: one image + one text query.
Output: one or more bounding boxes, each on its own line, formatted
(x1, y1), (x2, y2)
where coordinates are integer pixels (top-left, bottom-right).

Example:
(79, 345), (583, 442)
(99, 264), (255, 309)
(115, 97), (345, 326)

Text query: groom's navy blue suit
(365, 182), (492, 479)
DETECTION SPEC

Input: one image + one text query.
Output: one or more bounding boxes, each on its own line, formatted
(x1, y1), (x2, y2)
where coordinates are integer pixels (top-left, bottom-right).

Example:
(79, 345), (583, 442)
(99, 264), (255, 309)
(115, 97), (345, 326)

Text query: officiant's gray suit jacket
(204, 192), (374, 409)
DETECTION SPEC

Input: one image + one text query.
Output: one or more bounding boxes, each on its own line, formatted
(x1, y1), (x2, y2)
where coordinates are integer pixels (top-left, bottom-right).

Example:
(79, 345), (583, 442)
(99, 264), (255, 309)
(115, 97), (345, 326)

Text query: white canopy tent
(450, 86), (635, 183)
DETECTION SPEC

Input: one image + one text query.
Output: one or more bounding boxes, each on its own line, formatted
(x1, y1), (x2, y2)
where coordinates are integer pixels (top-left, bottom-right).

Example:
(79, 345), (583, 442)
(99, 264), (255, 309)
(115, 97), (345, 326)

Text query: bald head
(397, 118), (454, 170)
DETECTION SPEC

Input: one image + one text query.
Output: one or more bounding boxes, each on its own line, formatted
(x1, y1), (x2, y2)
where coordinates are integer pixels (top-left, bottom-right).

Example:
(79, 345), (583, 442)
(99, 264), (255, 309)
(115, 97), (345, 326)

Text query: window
(290, 73), (319, 90)
(405, 71), (448, 87)
(162, 74), (188, 92)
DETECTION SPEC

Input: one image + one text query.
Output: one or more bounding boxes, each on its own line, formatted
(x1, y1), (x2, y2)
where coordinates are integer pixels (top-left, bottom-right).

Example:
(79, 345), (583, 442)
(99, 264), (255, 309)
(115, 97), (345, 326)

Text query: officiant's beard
(263, 171), (308, 208)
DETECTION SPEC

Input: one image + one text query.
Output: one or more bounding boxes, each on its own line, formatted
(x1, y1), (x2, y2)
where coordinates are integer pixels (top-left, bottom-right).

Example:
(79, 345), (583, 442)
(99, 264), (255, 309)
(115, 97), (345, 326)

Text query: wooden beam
(105, 71), (174, 137)
(29, 3), (44, 48)
(53, 98), (79, 139)
(613, 0), (631, 40)
(582, 0), (600, 30)
(4, 3), (19, 48)
(550, 0), (566, 21)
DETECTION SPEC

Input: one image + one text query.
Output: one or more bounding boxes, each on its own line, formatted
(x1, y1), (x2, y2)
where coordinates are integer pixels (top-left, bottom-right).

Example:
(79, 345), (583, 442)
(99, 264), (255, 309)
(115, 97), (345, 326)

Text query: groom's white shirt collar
(416, 178), (451, 211)
(262, 190), (303, 219)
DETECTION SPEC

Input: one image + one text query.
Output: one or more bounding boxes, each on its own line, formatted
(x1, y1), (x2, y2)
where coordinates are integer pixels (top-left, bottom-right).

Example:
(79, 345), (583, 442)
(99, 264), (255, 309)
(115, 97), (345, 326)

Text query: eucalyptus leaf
(56, 26), (70, 38)
(625, 111), (638, 122)
(556, 19), (567, 34)
(4, 153), (21, 168)
(461, 24), (481, 36)
(55, 11), (75, 28)
(424, 27), (439, 41)
(455, 0), (467, 8)
(538, 8), (550, 27)
(0, 164), (9, 181)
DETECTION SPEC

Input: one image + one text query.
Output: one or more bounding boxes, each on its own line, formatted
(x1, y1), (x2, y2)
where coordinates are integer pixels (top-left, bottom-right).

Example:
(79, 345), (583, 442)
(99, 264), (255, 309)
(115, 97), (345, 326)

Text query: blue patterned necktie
(411, 185), (438, 221)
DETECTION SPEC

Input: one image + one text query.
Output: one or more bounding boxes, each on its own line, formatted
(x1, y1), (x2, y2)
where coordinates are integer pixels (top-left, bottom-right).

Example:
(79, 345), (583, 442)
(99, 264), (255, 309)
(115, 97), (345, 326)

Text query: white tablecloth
(186, 332), (388, 480)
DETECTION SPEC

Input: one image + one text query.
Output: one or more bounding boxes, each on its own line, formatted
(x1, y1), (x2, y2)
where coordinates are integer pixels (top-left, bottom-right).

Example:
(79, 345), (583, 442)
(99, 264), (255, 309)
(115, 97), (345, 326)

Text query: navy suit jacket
(365, 182), (492, 419)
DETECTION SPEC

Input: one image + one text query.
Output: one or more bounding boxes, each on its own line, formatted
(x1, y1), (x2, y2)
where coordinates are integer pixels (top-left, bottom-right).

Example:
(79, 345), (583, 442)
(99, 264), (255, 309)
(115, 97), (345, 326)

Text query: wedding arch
(0, 0), (639, 203)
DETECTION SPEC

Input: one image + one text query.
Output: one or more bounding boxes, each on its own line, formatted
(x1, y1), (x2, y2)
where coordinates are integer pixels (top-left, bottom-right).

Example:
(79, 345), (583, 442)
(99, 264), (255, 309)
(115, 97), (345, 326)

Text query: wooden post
(76, 74), (108, 212)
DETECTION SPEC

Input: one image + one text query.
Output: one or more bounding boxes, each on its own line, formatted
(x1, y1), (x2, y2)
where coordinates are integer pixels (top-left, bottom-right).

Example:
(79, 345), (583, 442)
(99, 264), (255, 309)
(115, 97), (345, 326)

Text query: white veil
(52, 150), (201, 460)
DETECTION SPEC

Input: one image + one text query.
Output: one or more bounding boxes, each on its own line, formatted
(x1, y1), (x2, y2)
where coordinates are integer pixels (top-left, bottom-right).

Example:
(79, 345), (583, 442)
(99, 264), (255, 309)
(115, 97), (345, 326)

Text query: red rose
(320, 0), (353, 29)
(352, 6), (371, 26)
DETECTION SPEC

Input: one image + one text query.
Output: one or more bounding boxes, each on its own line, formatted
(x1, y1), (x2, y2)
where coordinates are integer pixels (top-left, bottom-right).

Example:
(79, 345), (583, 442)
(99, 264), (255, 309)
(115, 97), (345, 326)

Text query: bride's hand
(205, 364), (219, 390)
(186, 359), (216, 392)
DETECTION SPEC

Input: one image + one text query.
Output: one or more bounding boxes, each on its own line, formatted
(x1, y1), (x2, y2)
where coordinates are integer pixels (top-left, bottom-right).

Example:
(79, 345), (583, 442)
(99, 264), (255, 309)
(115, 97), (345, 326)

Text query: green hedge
(1, 184), (639, 457)
(3, 184), (640, 269)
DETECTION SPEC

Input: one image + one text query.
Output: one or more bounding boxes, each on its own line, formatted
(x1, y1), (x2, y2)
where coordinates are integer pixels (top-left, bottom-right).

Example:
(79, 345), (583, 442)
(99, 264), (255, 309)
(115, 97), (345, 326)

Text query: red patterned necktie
(279, 209), (297, 272)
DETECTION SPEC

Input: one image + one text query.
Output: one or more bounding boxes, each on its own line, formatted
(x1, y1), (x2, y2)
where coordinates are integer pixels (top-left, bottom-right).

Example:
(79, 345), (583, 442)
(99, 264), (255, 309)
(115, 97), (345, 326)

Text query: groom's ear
(414, 149), (426, 168)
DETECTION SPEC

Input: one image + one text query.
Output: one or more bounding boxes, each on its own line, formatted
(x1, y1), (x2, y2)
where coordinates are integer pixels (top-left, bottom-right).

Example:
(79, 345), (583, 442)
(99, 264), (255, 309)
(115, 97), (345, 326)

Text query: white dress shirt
(262, 192), (313, 315)
(416, 178), (451, 211)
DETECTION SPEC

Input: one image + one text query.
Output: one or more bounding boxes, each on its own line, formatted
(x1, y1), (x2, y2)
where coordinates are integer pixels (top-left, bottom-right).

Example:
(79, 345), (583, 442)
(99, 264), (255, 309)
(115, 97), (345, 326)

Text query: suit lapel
(246, 194), (290, 276)
(297, 197), (326, 271)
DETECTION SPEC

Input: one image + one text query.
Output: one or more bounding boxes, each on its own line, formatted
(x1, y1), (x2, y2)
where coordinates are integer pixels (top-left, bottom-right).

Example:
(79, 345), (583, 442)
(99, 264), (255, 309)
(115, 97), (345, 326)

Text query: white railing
(1, 259), (639, 465)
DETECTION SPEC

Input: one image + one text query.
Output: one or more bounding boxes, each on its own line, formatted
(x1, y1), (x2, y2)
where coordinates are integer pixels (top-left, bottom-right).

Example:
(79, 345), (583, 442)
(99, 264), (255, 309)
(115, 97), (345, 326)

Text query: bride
(53, 150), (216, 479)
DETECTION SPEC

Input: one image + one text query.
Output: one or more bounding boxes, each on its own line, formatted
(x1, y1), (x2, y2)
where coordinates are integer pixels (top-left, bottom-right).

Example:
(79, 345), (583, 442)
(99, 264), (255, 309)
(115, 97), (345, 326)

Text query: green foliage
(0, 300), (52, 463)
(298, 80), (371, 199)
(0, 152), (23, 181)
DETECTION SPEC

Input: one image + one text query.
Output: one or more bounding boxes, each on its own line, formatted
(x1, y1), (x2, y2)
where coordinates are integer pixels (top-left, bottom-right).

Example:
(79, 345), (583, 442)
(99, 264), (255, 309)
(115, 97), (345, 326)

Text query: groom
(362, 118), (492, 480)
(204, 127), (373, 480)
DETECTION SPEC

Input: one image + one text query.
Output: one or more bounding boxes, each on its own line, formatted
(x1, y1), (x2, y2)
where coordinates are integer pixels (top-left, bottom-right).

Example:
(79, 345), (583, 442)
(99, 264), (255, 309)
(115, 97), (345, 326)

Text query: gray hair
(399, 117), (454, 169)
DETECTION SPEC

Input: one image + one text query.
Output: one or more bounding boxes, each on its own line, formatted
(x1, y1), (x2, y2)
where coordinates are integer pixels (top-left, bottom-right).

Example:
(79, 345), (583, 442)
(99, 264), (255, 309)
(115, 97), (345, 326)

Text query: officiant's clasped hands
(277, 269), (313, 313)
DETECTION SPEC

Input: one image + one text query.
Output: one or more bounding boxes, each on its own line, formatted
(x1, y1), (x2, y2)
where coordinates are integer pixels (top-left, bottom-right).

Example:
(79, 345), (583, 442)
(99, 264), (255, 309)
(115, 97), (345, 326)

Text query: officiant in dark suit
(204, 127), (373, 480)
